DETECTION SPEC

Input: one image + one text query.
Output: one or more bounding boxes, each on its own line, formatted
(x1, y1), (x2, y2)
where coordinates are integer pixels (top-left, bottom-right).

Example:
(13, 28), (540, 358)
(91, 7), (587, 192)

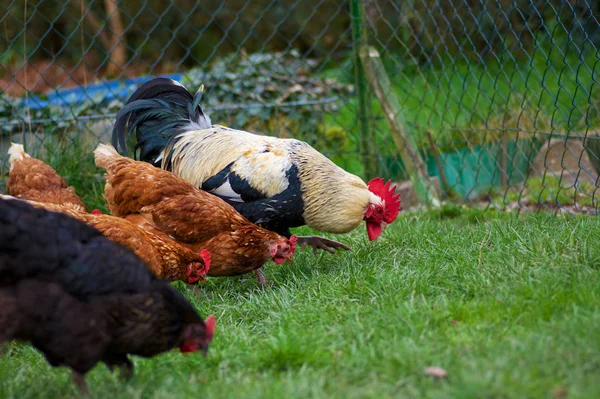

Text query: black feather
(226, 165), (305, 237)
(112, 78), (211, 165)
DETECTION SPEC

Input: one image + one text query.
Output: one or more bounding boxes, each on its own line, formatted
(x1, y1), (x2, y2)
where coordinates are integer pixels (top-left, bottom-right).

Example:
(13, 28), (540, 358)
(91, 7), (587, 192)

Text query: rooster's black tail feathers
(112, 78), (211, 165)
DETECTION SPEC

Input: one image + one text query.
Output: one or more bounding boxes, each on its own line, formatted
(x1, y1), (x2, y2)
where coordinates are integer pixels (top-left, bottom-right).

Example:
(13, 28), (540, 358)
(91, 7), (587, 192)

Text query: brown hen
(6, 143), (86, 213)
(94, 143), (297, 285)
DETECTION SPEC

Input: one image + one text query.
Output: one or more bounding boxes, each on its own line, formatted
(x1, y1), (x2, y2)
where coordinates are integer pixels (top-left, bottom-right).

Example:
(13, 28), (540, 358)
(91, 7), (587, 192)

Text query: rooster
(7, 142), (86, 212)
(0, 198), (215, 395)
(94, 143), (296, 285)
(3, 144), (211, 286)
(112, 78), (401, 254)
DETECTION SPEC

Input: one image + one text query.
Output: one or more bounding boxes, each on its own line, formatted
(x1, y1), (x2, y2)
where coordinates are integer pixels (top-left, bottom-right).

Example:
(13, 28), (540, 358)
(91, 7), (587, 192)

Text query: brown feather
(7, 156), (86, 213)
(95, 143), (295, 278)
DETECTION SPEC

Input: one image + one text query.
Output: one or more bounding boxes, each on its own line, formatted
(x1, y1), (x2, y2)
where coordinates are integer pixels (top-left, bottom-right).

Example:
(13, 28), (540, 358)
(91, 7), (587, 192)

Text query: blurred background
(1, 0), (600, 212)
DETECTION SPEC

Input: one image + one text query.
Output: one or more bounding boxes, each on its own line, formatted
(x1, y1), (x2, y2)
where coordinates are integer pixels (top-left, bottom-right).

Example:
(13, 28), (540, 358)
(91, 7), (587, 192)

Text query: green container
(383, 138), (543, 199)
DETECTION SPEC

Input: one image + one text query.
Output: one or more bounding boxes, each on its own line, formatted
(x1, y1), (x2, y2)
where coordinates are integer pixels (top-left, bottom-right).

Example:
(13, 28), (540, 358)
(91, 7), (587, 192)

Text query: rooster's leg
(254, 268), (269, 286)
(296, 236), (351, 256)
(71, 371), (91, 397)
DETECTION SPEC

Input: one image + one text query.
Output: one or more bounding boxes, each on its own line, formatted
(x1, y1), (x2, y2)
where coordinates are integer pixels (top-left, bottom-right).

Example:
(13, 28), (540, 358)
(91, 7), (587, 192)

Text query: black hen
(0, 198), (216, 395)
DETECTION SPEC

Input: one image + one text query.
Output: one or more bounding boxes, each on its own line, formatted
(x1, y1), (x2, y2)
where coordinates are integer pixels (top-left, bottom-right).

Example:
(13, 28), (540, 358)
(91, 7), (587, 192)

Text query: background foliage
(2, 0), (600, 209)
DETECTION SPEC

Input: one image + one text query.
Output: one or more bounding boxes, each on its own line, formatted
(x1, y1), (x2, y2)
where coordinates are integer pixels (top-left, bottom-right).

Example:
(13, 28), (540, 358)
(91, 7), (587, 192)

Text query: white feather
(7, 142), (29, 171)
(208, 179), (244, 203)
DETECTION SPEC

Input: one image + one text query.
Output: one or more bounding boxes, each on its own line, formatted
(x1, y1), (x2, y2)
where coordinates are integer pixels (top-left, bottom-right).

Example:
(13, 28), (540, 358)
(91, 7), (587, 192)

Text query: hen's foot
(119, 359), (134, 381)
(254, 268), (271, 286)
(296, 236), (351, 256)
(186, 283), (203, 296)
(71, 371), (91, 397)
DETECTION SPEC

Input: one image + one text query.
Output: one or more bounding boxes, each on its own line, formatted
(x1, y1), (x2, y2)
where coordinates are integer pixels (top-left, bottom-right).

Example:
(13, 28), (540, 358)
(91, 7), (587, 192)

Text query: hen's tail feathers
(94, 143), (121, 171)
(111, 78), (211, 166)
(7, 143), (29, 171)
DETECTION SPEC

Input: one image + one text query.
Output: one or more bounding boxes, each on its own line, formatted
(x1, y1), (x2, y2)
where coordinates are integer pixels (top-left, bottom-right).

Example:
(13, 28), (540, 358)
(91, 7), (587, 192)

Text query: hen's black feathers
(5, 279), (110, 374)
(0, 198), (154, 295)
(0, 198), (211, 388)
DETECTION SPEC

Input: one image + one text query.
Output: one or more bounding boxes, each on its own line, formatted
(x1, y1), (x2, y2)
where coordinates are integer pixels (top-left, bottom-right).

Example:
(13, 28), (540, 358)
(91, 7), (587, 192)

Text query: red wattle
(366, 222), (383, 241)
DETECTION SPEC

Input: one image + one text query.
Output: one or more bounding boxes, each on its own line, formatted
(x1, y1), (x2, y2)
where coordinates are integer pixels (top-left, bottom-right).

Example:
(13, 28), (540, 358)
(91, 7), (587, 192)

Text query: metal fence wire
(1, 0), (600, 213)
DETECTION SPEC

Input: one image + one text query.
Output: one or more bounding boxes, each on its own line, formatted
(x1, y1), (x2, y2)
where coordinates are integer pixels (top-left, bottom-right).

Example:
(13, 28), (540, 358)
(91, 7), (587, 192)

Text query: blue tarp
(19, 73), (184, 110)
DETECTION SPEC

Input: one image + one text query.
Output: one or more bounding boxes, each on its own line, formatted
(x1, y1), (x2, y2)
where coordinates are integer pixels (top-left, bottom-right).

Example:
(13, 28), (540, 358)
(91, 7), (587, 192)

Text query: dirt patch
(0, 57), (175, 96)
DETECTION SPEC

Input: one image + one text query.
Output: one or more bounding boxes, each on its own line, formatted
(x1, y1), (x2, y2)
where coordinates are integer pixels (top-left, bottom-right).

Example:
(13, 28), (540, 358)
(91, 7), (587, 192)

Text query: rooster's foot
(296, 236), (351, 256)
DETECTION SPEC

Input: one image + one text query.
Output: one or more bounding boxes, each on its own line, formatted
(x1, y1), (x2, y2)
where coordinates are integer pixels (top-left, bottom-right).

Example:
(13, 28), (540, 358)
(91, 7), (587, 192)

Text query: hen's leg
(187, 283), (198, 293)
(254, 268), (269, 286)
(71, 371), (91, 397)
(296, 236), (351, 256)
(118, 358), (134, 381)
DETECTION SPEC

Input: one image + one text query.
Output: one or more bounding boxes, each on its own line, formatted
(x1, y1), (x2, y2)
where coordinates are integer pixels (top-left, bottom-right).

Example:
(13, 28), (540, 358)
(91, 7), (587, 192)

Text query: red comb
(200, 249), (211, 276)
(205, 315), (216, 338)
(367, 178), (401, 224)
(91, 209), (102, 215)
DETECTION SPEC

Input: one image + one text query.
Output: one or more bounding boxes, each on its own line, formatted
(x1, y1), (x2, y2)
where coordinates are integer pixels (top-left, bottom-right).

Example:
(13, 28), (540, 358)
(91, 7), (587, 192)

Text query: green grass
(494, 176), (599, 209)
(1, 201), (600, 398)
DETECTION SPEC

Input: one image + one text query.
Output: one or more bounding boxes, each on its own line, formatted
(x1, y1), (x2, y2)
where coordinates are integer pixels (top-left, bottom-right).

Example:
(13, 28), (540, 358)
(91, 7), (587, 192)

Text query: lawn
(1, 203), (599, 398)
(1, 42), (600, 398)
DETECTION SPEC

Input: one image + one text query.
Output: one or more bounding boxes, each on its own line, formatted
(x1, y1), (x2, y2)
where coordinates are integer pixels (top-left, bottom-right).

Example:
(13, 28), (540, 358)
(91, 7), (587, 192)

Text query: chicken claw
(187, 282), (202, 296)
(254, 268), (271, 286)
(119, 359), (134, 381)
(296, 236), (351, 256)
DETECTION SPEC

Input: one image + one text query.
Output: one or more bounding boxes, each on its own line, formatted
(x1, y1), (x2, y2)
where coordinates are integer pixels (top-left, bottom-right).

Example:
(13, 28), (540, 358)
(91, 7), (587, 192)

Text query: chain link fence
(1, 0), (599, 213)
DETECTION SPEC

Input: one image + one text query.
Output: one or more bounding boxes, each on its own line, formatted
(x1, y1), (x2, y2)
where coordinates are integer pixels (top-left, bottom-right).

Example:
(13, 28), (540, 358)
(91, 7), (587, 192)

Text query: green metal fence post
(350, 0), (377, 179)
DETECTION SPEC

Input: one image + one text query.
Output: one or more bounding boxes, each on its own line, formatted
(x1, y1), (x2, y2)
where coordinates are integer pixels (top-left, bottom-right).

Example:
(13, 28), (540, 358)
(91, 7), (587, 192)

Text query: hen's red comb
(200, 249), (211, 275)
(367, 178), (401, 223)
(91, 209), (102, 215)
(205, 315), (216, 338)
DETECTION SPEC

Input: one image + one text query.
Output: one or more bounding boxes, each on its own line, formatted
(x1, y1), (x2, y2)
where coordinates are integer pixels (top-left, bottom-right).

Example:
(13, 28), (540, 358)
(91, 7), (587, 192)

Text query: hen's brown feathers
(95, 143), (295, 278)
(7, 153), (86, 213)
(197, 226), (288, 276)
(99, 149), (245, 242)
